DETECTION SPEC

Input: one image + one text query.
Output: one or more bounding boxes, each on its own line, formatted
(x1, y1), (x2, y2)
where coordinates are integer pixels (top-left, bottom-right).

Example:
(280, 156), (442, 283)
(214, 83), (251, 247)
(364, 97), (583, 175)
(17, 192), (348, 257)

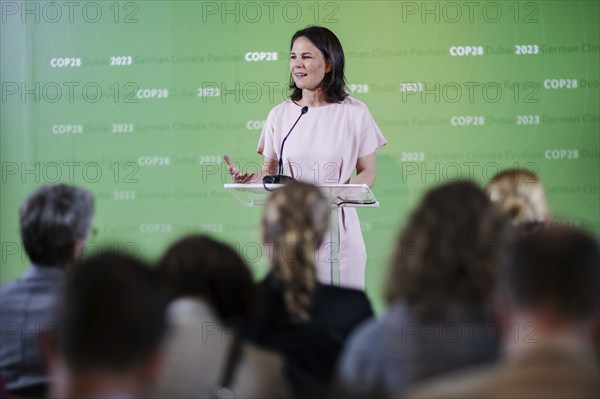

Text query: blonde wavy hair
(262, 182), (330, 322)
(486, 169), (550, 231)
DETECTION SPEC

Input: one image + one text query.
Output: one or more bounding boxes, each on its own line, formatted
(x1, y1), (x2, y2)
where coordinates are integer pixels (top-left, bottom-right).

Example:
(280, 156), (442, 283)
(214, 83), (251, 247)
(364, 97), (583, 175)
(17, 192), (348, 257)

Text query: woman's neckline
(290, 99), (340, 109)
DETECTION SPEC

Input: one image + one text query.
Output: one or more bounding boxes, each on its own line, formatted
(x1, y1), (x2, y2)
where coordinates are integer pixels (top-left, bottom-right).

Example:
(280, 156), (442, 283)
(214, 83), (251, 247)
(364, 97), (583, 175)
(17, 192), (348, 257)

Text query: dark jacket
(241, 274), (373, 398)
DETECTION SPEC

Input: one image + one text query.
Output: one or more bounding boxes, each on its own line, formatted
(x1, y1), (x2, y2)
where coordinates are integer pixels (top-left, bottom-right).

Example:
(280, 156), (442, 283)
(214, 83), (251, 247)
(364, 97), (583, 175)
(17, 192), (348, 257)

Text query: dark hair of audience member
(486, 168), (550, 234)
(55, 251), (168, 373)
(262, 182), (330, 322)
(157, 235), (257, 326)
(385, 180), (509, 320)
(19, 184), (94, 267)
(289, 25), (348, 103)
(504, 226), (599, 320)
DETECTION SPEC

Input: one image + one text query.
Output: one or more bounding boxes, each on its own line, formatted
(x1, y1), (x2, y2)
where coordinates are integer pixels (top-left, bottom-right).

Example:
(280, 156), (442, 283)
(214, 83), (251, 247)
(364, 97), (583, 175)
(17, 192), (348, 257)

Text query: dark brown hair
(289, 26), (348, 103)
(57, 251), (167, 372)
(385, 181), (509, 320)
(157, 235), (256, 326)
(505, 226), (599, 320)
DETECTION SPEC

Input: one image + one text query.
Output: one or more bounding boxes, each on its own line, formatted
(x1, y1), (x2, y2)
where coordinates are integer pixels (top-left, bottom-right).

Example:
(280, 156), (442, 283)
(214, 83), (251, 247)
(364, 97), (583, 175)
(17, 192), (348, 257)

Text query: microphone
(263, 106), (309, 184)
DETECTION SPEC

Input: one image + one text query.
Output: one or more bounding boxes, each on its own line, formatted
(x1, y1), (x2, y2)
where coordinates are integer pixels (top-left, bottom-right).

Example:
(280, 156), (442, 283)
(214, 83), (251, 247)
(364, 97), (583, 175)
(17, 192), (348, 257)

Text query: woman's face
(289, 36), (332, 92)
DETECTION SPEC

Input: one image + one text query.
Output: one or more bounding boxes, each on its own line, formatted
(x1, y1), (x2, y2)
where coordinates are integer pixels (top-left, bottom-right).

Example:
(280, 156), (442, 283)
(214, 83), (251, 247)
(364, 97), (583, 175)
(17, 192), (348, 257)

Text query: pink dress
(257, 97), (387, 289)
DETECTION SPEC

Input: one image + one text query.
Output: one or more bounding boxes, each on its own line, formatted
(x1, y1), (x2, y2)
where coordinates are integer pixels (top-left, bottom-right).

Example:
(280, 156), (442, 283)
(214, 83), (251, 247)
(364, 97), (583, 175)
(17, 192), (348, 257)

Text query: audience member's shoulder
(243, 342), (284, 370)
(311, 284), (373, 335)
(0, 278), (19, 296)
(1, 267), (64, 294)
(344, 303), (417, 355)
(345, 314), (380, 346)
(237, 342), (290, 397)
(406, 365), (498, 399)
(316, 283), (371, 305)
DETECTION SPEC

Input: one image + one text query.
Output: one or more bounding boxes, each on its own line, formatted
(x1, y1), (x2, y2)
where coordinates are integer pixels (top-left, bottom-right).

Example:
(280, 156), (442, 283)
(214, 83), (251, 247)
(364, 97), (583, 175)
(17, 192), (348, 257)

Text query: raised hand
(223, 155), (257, 183)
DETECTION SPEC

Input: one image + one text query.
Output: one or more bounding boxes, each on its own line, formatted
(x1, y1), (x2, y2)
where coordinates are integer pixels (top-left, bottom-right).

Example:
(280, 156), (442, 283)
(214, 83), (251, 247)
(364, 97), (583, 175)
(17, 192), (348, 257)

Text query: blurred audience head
(486, 168), (550, 233)
(19, 184), (94, 268)
(386, 180), (509, 320)
(157, 234), (256, 326)
(502, 226), (599, 328)
(262, 181), (330, 322)
(49, 251), (167, 397)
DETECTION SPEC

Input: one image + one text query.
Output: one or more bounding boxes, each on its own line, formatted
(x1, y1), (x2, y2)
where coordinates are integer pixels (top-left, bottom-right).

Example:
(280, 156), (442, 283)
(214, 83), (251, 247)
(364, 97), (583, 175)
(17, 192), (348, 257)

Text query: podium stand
(224, 183), (379, 286)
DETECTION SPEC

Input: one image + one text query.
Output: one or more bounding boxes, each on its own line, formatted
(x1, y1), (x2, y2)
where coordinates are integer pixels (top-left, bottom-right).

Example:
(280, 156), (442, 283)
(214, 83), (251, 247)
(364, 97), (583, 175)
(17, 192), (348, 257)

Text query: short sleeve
(357, 105), (387, 158)
(257, 108), (278, 160)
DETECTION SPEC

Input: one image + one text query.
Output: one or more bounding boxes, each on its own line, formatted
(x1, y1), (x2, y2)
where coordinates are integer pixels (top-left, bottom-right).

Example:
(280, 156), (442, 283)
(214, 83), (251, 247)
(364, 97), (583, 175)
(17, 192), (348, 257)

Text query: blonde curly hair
(486, 169), (550, 231)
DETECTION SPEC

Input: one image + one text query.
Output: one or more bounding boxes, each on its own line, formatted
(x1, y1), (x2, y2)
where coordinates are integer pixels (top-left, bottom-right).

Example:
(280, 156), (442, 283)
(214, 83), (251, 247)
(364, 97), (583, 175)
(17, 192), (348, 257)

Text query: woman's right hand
(224, 155), (257, 184)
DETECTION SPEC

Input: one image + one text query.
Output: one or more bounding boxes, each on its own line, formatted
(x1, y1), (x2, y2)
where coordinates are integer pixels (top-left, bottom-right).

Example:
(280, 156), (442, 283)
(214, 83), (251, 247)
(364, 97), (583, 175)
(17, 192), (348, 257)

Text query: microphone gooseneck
(263, 106), (309, 185)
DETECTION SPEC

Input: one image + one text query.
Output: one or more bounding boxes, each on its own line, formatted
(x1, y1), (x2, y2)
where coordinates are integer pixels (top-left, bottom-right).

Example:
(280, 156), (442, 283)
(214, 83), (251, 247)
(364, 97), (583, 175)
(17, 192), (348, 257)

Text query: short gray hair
(19, 184), (94, 267)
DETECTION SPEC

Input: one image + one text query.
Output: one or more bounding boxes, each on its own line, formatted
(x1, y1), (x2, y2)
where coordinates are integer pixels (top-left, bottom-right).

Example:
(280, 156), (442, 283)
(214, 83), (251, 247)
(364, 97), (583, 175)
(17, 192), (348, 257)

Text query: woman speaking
(226, 26), (386, 289)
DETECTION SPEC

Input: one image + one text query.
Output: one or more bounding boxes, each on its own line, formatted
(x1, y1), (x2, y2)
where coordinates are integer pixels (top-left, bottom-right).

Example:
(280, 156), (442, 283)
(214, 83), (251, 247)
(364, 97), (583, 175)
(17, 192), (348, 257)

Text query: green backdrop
(2, 0), (599, 312)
